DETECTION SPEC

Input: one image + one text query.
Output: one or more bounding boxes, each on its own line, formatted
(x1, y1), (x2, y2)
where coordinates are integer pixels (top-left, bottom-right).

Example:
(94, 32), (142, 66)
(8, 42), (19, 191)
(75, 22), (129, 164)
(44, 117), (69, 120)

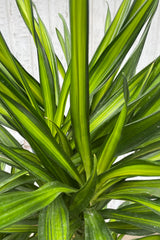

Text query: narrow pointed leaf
(17, 0), (60, 105)
(117, 111), (160, 155)
(59, 13), (71, 65)
(89, 0), (158, 95)
(101, 208), (160, 233)
(89, 0), (132, 70)
(0, 125), (21, 148)
(98, 160), (160, 190)
(0, 170), (36, 194)
(37, 15), (60, 105)
(103, 194), (160, 218)
(70, 0), (92, 178)
(37, 41), (56, 132)
(0, 181), (76, 230)
(0, 143), (52, 182)
(0, 94), (82, 185)
(107, 221), (153, 236)
(97, 104), (127, 173)
(104, 3), (111, 33)
(53, 66), (71, 131)
(0, 34), (40, 113)
(56, 28), (67, 62)
(53, 123), (72, 157)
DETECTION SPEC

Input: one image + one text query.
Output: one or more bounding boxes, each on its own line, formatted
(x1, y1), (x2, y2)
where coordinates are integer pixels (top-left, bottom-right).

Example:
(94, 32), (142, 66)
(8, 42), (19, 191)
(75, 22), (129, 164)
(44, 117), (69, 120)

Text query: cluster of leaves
(0, 0), (160, 239)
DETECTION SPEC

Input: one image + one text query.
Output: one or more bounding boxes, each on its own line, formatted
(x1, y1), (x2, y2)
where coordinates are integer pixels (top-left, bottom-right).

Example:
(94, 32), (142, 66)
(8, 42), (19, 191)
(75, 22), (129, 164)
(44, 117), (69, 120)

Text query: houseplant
(0, 0), (160, 239)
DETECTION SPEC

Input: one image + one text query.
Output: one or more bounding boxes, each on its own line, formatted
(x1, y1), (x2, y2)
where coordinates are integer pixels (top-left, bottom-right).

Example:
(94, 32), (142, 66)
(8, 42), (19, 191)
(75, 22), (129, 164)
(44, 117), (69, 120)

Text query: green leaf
(56, 55), (65, 79)
(108, 179), (160, 198)
(89, 0), (158, 96)
(102, 194), (160, 218)
(90, 72), (116, 113)
(70, 0), (92, 179)
(16, 0), (60, 106)
(0, 143), (52, 182)
(53, 123), (72, 157)
(111, 19), (152, 96)
(56, 28), (66, 62)
(38, 196), (69, 240)
(0, 33), (40, 114)
(37, 40), (56, 132)
(0, 181), (76, 230)
(59, 14), (71, 65)
(37, 14), (60, 106)
(98, 160), (160, 192)
(0, 170), (36, 193)
(0, 94), (82, 185)
(0, 224), (37, 233)
(101, 208), (160, 233)
(97, 103), (127, 173)
(13, 58), (43, 106)
(0, 125), (21, 148)
(53, 66), (71, 132)
(84, 209), (113, 240)
(107, 221), (152, 236)
(89, 0), (132, 70)
(69, 156), (97, 216)
(104, 2), (111, 33)
(117, 111), (160, 155)
(24, 0), (57, 132)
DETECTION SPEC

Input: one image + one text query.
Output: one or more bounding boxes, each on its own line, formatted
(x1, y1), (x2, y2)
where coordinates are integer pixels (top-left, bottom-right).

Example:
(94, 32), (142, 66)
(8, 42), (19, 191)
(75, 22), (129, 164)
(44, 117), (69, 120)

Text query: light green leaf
(84, 209), (113, 240)
(101, 208), (160, 233)
(0, 143), (52, 182)
(89, 0), (132, 70)
(104, 2), (111, 33)
(56, 28), (67, 62)
(97, 103), (127, 174)
(89, 0), (158, 95)
(0, 94), (82, 185)
(0, 181), (76, 230)
(38, 196), (69, 240)
(0, 170), (36, 193)
(107, 221), (152, 236)
(37, 15), (60, 106)
(70, 0), (92, 179)
(102, 194), (160, 218)
(59, 13), (71, 65)
(37, 40), (56, 132)
(53, 123), (72, 157)
(0, 33), (40, 113)
(0, 224), (37, 233)
(98, 160), (160, 191)
(53, 66), (71, 133)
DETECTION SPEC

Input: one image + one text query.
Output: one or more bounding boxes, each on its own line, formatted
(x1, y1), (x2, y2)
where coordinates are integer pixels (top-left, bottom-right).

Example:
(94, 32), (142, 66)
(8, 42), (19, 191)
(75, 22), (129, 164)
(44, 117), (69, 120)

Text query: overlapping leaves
(0, 0), (160, 239)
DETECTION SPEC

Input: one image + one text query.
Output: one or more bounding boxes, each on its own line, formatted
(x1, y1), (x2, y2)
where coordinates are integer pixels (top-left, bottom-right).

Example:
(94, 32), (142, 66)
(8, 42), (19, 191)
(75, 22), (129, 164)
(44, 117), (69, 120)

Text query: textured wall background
(1, 0), (160, 81)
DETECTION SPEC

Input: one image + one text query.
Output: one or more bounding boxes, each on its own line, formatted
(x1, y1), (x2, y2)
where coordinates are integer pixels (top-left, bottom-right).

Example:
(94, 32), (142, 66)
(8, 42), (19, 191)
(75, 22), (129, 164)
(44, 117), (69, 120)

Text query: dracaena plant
(0, 0), (160, 239)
